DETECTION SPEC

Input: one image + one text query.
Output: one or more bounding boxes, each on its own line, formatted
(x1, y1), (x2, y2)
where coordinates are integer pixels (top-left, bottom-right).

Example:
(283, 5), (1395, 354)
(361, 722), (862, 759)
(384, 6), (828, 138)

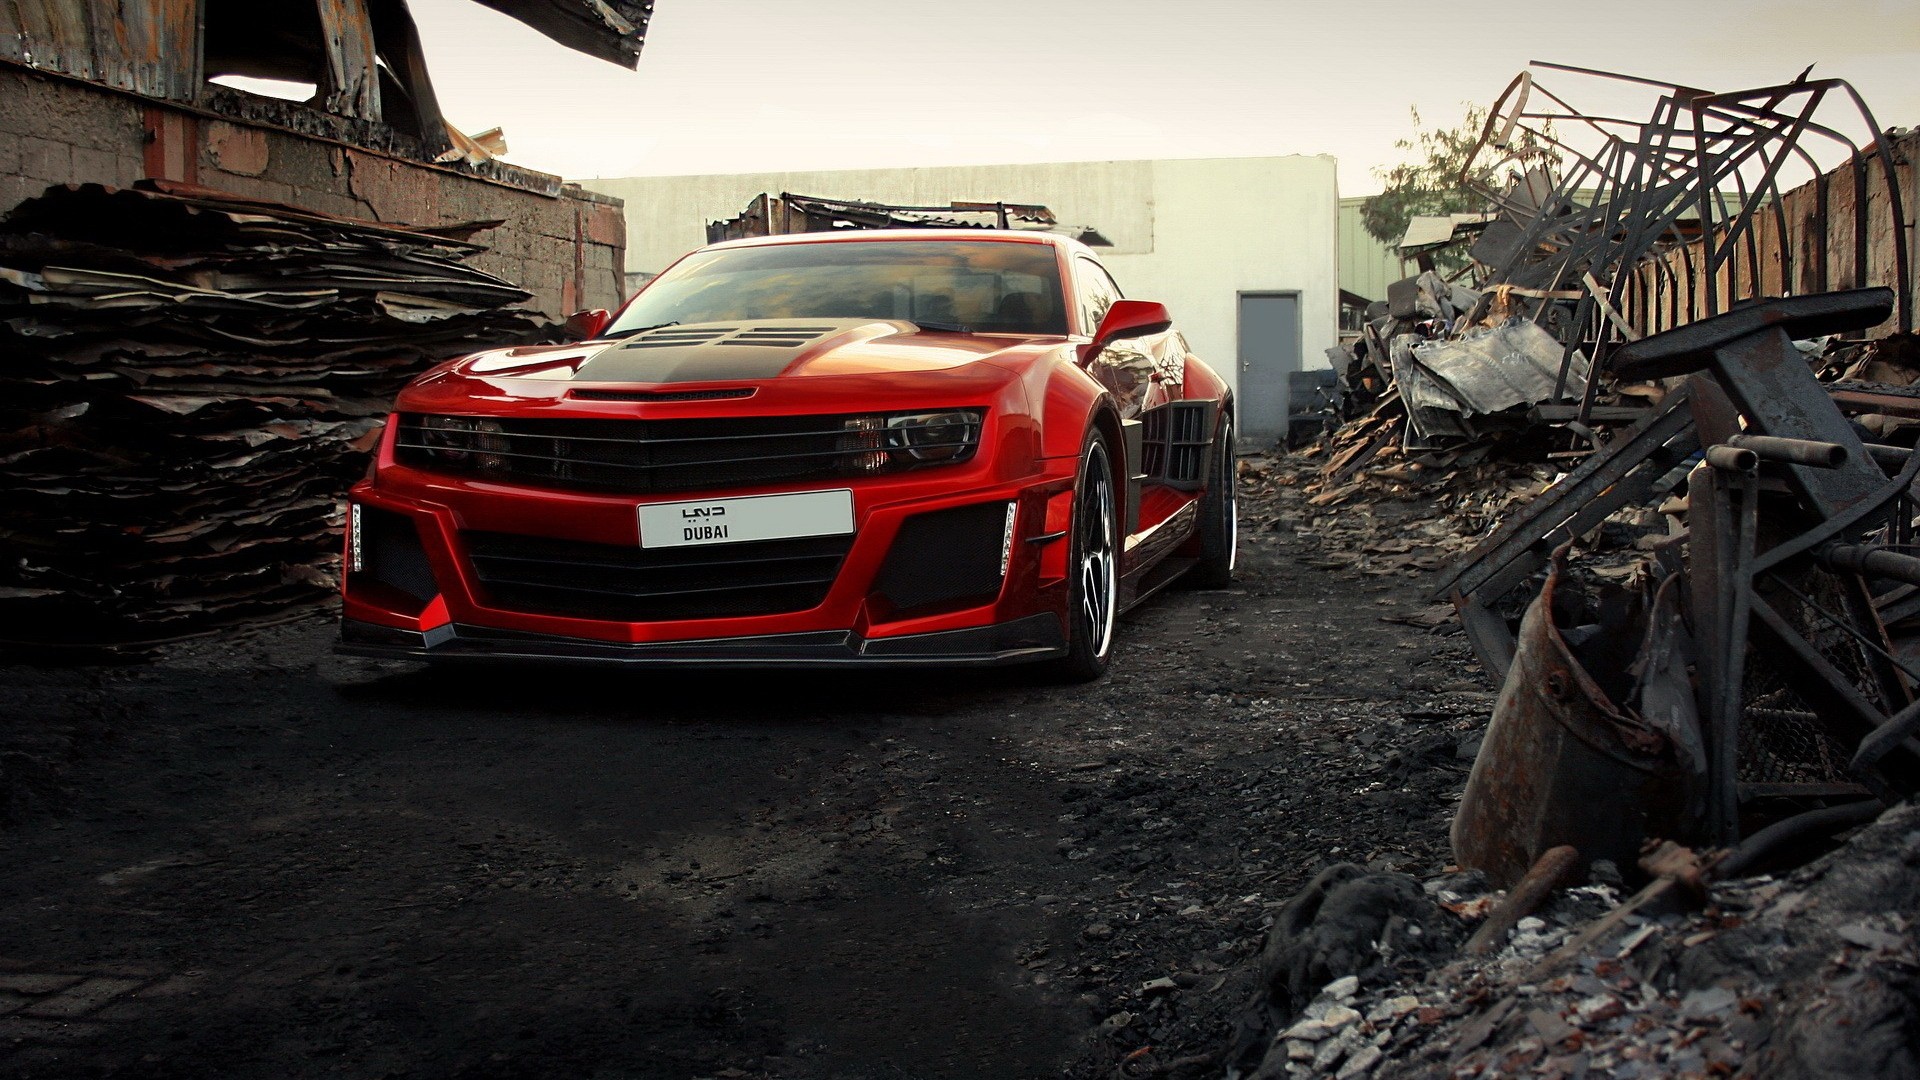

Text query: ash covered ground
(10, 451), (1909, 1080)
(0, 455), (1498, 1079)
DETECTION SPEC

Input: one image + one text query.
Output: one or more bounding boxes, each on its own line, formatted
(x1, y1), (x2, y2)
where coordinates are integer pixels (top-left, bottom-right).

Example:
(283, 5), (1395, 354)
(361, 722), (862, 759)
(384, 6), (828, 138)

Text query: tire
(1184, 409), (1237, 588)
(1048, 428), (1120, 682)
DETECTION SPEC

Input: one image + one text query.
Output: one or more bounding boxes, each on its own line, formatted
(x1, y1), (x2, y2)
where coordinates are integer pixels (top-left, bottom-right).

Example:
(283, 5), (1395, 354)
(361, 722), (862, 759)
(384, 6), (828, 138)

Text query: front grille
(462, 531), (852, 622)
(395, 412), (977, 495)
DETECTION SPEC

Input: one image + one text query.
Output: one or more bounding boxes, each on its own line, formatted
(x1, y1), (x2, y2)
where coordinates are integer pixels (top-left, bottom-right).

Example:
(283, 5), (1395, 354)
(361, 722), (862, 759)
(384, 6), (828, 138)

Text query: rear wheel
(1049, 429), (1119, 682)
(1185, 410), (1237, 588)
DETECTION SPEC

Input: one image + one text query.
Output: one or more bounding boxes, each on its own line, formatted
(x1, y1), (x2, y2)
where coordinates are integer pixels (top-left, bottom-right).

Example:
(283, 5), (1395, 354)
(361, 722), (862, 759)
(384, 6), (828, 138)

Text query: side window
(1075, 257), (1124, 336)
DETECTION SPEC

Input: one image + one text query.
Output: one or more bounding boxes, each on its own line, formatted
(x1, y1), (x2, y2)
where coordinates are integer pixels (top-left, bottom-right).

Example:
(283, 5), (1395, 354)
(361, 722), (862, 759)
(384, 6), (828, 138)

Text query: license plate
(638, 489), (854, 549)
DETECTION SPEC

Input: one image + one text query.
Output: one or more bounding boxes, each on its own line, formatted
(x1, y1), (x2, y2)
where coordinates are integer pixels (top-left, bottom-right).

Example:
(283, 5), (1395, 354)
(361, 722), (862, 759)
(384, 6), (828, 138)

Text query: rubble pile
(0, 181), (555, 653)
(1244, 449), (1581, 582)
(1225, 801), (1920, 1080)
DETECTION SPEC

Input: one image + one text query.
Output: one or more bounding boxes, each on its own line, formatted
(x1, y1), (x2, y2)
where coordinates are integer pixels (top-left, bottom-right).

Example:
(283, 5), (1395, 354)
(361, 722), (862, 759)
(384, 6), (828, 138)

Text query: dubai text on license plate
(637, 488), (854, 549)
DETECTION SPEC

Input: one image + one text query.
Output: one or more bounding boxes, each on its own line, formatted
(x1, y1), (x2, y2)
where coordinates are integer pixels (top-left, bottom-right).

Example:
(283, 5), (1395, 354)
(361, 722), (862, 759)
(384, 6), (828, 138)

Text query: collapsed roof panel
(466, 0), (653, 68)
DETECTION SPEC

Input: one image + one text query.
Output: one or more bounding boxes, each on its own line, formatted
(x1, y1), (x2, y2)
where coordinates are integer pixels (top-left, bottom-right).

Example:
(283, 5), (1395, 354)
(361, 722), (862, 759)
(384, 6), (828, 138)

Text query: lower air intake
(363, 506), (438, 601)
(872, 502), (1009, 613)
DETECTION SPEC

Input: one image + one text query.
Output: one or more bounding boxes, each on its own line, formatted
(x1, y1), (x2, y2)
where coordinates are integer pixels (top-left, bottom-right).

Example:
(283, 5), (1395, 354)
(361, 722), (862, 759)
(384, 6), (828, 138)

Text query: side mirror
(1091, 299), (1172, 349)
(561, 308), (612, 341)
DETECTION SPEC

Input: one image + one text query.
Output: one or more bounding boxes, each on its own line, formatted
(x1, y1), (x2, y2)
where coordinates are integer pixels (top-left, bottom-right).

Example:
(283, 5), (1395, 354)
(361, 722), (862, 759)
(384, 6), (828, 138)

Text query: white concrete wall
(582, 155), (1340, 408)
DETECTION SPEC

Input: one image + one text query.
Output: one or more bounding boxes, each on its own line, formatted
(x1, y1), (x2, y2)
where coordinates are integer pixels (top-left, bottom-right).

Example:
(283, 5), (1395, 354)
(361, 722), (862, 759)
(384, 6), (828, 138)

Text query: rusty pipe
(1705, 445), (1758, 472)
(1464, 845), (1582, 956)
(1866, 442), (1917, 468)
(1818, 543), (1920, 587)
(1716, 799), (1882, 879)
(1726, 433), (1848, 468)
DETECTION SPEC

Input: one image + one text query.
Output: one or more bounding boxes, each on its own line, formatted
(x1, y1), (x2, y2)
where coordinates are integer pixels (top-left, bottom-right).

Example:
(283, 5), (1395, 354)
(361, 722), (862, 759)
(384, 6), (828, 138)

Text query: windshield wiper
(909, 320), (975, 334)
(601, 320), (680, 339)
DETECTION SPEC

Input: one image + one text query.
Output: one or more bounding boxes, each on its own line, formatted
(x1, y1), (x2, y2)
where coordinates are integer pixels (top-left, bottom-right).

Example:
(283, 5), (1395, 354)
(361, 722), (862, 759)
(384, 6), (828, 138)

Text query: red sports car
(337, 229), (1235, 678)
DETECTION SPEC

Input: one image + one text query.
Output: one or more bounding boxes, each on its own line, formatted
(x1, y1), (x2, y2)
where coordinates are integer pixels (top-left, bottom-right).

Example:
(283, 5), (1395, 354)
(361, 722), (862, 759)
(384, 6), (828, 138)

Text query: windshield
(607, 238), (1069, 336)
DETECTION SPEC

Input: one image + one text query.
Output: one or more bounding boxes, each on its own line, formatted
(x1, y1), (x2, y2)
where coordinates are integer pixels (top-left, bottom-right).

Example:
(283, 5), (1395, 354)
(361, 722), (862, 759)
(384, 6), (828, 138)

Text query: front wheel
(1184, 410), (1237, 588)
(1048, 428), (1120, 682)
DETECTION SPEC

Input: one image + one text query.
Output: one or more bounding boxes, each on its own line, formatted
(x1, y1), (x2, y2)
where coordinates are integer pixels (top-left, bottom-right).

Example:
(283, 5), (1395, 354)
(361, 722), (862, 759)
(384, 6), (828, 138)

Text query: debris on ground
(1224, 801), (1920, 1080)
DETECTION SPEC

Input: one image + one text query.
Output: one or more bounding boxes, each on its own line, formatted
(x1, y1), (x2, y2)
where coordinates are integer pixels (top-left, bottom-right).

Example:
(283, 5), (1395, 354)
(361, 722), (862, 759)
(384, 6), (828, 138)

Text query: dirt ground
(0, 463), (1494, 1080)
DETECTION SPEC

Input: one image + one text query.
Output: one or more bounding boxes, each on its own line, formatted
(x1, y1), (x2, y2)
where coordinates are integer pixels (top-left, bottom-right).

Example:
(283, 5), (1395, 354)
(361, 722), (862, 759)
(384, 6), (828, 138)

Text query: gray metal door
(1237, 292), (1301, 447)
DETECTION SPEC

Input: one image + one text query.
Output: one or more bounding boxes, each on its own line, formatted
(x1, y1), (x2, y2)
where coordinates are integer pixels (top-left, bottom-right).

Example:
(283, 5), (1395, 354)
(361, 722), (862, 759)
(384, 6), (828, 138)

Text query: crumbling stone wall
(0, 63), (623, 318)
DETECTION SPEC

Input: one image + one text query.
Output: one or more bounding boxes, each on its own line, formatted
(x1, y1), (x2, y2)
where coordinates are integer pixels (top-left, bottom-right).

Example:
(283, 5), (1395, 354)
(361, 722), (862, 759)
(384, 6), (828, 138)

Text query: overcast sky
(407, 0), (1920, 197)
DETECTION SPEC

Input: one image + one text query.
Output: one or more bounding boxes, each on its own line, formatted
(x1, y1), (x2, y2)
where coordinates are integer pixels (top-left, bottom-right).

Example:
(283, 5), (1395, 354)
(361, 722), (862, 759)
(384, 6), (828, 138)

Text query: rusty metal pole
(1465, 845), (1582, 956)
(1688, 451), (1759, 845)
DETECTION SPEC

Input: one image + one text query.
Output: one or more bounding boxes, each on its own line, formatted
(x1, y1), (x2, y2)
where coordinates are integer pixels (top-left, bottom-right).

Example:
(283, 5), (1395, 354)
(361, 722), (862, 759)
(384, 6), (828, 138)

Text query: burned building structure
(0, 1), (646, 650)
(0, 0), (636, 316)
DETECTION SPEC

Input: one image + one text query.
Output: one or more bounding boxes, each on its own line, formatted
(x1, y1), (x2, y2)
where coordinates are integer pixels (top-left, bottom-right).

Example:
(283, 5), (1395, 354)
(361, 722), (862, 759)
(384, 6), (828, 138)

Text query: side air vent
(1139, 401), (1217, 488)
(360, 506), (438, 602)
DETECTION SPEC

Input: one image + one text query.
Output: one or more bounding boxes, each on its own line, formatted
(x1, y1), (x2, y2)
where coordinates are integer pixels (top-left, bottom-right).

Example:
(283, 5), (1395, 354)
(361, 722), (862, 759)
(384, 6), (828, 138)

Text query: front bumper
(338, 431), (1085, 663)
(338, 613), (1066, 669)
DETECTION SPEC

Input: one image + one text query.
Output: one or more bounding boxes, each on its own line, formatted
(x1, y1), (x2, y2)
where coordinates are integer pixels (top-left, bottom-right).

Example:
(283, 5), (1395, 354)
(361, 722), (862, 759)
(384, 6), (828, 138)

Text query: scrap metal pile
(1307, 62), (1920, 879)
(706, 192), (1111, 247)
(0, 181), (554, 653)
(1314, 61), (1912, 506)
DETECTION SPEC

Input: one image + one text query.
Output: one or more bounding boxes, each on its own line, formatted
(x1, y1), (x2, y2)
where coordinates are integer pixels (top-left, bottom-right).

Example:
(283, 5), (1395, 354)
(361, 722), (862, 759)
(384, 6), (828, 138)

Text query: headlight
(839, 416), (889, 474)
(838, 409), (983, 472)
(886, 410), (982, 463)
(416, 415), (509, 470)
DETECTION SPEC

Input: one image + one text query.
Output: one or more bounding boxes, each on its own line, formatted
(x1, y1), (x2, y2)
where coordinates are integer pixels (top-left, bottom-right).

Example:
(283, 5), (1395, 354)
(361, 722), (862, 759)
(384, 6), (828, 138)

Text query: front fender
(1037, 356), (1119, 462)
(1181, 354), (1230, 405)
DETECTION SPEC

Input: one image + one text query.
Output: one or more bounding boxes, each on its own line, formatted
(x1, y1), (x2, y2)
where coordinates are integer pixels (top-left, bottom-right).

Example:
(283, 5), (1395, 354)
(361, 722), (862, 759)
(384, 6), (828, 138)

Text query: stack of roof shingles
(0, 181), (554, 653)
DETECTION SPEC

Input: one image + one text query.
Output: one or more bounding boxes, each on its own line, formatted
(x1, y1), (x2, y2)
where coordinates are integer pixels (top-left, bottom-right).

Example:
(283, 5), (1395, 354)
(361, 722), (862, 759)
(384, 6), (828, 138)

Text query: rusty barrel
(1451, 561), (1690, 888)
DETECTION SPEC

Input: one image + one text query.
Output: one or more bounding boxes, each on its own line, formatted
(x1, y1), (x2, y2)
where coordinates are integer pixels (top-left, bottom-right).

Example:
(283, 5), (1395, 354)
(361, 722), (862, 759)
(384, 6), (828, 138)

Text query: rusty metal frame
(1459, 62), (1914, 426)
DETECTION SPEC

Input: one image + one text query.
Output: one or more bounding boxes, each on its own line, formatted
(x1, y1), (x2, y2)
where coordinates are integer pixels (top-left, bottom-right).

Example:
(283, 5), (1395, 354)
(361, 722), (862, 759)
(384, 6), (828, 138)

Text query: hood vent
(570, 387), (757, 403)
(618, 326), (739, 349)
(614, 324), (839, 351)
(577, 321), (865, 384)
(729, 326), (837, 348)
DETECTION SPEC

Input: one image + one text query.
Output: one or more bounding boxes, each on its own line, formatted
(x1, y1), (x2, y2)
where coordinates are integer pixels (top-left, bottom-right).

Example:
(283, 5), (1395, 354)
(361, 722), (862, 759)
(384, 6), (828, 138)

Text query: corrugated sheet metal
(317, 0), (381, 120)
(1338, 196), (1409, 305)
(1, 0), (199, 100)
(0, 0), (651, 109)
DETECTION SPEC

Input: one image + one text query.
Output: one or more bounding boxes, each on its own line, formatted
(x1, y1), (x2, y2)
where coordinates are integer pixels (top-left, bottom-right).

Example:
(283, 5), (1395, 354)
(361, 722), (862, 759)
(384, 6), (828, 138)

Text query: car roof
(699, 228), (1095, 259)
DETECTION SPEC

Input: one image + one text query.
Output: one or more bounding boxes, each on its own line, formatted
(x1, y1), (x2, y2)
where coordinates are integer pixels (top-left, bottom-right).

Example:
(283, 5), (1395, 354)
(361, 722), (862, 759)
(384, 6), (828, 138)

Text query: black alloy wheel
(1050, 428), (1119, 681)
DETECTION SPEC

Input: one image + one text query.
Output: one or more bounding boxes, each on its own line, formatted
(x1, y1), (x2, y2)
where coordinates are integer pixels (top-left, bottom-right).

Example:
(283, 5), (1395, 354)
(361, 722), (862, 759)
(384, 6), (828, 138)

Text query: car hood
(443, 319), (1055, 385)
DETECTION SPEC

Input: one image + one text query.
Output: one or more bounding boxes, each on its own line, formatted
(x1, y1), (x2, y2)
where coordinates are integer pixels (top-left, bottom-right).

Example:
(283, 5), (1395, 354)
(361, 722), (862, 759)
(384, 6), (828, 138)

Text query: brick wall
(0, 63), (624, 318)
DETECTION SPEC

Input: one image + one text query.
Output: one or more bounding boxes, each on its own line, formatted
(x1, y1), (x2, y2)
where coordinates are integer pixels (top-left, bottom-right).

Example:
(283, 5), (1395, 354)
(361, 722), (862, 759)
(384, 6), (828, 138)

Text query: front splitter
(336, 614), (1067, 669)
